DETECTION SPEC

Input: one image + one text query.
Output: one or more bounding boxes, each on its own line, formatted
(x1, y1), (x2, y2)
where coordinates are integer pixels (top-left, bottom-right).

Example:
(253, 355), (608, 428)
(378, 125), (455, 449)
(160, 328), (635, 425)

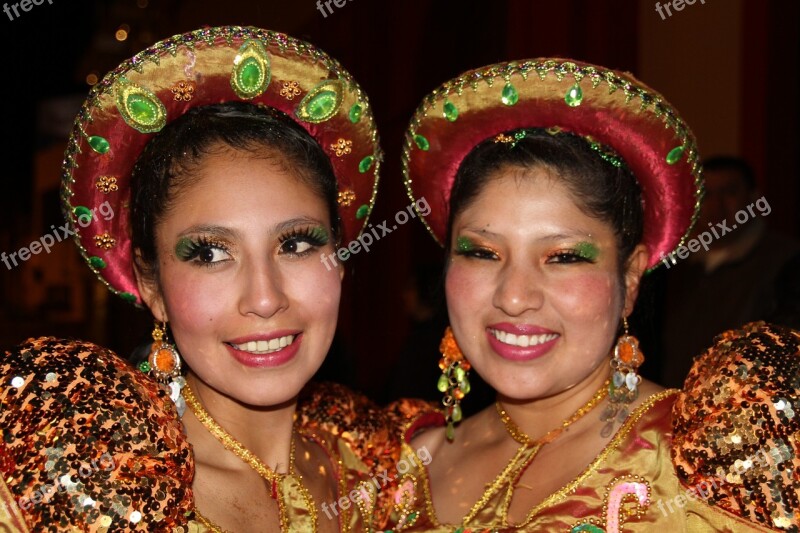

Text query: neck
(184, 372), (297, 473)
(496, 358), (610, 443)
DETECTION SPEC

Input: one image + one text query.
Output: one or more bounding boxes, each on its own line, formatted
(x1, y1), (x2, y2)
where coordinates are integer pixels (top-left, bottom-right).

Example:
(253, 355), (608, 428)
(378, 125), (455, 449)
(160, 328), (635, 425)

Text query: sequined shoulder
(672, 321), (800, 531)
(0, 337), (193, 531)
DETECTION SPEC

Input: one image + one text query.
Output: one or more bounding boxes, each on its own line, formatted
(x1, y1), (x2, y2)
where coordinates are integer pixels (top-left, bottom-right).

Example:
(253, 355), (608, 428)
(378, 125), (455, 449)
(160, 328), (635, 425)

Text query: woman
(0, 26), (391, 532)
(385, 59), (800, 531)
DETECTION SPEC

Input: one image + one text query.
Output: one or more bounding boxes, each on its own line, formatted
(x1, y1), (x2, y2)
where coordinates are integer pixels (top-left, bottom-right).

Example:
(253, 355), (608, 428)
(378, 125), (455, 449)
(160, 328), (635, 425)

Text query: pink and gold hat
(62, 26), (381, 304)
(402, 58), (702, 269)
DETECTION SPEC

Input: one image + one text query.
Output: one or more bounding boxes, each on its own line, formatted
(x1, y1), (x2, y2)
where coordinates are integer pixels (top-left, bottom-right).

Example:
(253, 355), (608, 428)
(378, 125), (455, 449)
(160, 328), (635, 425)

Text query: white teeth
(490, 329), (558, 347)
(232, 335), (296, 354)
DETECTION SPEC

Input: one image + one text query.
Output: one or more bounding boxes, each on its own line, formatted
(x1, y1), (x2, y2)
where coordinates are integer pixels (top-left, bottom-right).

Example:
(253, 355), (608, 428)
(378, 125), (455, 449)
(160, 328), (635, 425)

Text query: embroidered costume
(386, 323), (799, 532)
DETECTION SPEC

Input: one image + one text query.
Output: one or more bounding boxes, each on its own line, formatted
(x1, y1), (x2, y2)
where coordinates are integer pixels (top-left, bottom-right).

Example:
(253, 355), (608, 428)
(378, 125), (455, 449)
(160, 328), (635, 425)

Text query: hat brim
(62, 26), (381, 304)
(402, 59), (702, 270)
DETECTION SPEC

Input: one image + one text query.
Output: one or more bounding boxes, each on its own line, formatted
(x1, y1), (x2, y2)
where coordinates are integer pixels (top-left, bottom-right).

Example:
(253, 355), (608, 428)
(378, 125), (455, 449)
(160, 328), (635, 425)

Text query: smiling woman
(384, 59), (800, 532)
(0, 26), (393, 533)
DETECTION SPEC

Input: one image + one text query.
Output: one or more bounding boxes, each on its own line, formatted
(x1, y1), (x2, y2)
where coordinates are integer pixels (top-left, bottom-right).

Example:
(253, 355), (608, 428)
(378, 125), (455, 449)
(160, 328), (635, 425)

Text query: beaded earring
(139, 321), (186, 416)
(600, 317), (644, 437)
(437, 327), (471, 441)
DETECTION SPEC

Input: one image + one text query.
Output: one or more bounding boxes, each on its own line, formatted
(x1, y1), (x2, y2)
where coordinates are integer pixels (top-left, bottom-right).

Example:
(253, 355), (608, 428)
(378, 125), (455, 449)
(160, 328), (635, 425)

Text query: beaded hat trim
(402, 58), (703, 271)
(62, 26), (381, 303)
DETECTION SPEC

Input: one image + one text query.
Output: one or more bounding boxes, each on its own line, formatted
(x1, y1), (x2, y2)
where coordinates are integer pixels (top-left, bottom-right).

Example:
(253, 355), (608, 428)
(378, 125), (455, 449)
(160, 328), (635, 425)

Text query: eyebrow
(177, 217), (327, 240)
(459, 227), (594, 242)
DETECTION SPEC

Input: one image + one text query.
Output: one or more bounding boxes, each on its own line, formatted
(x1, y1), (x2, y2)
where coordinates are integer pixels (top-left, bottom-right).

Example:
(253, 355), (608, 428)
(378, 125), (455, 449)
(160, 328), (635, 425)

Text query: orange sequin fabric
(296, 382), (436, 529)
(0, 338), (193, 532)
(673, 321), (800, 531)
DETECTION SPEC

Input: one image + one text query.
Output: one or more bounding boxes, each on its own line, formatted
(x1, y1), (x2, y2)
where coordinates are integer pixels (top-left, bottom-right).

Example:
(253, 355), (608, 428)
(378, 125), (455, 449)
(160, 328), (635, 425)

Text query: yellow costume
(385, 323), (799, 532)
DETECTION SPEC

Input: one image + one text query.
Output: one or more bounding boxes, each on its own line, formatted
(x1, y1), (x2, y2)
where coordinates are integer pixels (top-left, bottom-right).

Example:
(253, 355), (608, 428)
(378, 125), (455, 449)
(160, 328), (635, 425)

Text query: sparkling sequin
(672, 322), (800, 531)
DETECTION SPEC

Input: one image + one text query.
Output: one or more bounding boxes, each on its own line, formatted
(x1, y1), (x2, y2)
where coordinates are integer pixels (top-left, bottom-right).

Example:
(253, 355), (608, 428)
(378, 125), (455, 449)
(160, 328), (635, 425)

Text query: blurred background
(0, 0), (797, 408)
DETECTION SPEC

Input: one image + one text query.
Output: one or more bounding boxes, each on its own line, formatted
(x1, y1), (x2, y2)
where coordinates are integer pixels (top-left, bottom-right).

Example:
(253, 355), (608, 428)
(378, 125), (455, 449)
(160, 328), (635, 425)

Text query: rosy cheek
(444, 262), (478, 311)
(548, 272), (618, 322)
(161, 268), (225, 328)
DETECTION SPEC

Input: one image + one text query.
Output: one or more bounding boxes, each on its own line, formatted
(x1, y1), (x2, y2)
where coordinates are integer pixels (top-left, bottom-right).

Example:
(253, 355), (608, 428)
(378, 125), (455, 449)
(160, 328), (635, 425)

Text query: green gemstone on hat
(565, 83), (583, 107)
(238, 59), (263, 92)
(231, 40), (271, 100)
(414, 134), (430, 151)
(119, 292), (137, 303)
(437, 374), (449, 393)
(115, 78), (167, 133)
(296, 80), (343, 124)
(355, 204), (370, 219)
(443, 99), (458, 121)
(349, 103), (363, 123)
(88, 136), (110, 154)
(73, 206), (92, 220)
(358, 155), (374, 173)
(501, 82), (519, 106)
(138, 361), (151, 373)
(128, 94), (159, 125)
(88, 256), (106, 269)
(666, 145), (685, 165)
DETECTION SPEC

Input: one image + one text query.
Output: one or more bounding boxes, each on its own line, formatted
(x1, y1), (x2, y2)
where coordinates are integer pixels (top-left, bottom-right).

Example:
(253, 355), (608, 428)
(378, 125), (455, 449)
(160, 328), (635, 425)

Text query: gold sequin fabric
(296, 382), (436, 529)
(673, 321), (800, 531)
(0, 337), (193, 532)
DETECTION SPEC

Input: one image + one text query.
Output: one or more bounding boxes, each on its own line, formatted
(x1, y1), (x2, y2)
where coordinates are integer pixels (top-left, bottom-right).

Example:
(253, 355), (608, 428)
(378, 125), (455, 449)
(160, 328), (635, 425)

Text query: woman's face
(445, 166), (647, 401)
(138, 146), (342, 407)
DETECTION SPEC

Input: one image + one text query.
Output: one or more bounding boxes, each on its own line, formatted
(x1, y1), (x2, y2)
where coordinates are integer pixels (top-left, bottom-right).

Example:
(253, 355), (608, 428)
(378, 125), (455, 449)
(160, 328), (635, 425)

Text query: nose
(492, 259), (544, 316)
(237, 258), (289, 318)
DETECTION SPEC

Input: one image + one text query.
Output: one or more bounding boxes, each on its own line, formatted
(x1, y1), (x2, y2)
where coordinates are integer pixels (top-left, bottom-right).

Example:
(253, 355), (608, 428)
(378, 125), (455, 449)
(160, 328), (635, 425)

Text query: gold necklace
(184, 384), (317, 532)
(495, 379), (610, 446)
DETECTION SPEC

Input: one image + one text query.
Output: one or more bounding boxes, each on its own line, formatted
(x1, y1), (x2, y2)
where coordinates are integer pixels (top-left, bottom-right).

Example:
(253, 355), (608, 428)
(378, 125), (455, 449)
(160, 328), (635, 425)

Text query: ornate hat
(62, 26), (381, 304)
(402, 58), (702, 270)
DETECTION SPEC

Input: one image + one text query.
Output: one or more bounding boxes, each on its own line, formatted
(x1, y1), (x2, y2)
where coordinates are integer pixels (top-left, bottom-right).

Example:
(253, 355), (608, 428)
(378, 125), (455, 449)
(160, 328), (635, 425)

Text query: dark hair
(131, 101), (339, 281)
(447, 129), (644, 273)
(702, 156), (756, 190)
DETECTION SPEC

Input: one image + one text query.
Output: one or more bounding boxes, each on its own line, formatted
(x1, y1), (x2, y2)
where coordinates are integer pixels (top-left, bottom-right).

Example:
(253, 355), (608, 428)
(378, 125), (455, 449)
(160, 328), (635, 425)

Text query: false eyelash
(278, 226), (329, 247)
(175, 236), (229, 262)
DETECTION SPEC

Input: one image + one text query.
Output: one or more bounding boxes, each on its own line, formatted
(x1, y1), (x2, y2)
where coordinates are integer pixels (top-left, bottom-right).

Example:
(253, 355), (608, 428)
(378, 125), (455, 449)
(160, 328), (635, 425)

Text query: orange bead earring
(437, 327), (471, 441)
(600, 316), (644, 437)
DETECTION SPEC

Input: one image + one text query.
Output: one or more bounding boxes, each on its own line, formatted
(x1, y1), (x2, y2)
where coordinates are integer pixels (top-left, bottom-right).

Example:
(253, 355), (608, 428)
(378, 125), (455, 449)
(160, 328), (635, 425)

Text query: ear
(622, 244), (649, 316)
(133, 249), (168, 322)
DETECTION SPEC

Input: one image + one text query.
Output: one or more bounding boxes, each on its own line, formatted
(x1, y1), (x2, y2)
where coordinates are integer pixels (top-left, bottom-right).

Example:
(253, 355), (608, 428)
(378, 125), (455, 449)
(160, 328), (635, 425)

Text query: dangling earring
(139, 321), (186, 416)
(600, 316), (644, 438)
(437, 327), (471, 442)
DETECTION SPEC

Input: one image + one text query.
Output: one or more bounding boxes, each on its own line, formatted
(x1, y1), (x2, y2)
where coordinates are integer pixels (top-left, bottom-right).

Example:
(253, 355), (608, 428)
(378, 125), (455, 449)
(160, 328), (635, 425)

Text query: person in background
(660, 156), (800, 388)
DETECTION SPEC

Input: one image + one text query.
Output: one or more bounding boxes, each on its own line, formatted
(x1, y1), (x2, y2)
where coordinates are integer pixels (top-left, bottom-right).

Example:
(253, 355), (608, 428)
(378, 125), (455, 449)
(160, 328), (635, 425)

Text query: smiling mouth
(489, 329), (559, 347)
(227, 335), (297, 354)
